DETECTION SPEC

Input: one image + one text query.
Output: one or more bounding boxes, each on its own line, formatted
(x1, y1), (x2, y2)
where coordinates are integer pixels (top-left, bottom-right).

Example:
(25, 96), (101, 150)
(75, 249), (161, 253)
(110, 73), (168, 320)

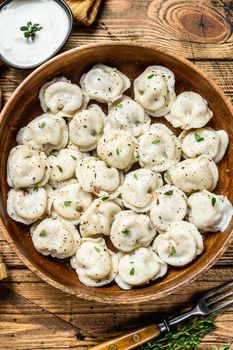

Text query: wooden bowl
(0, 42), (232, 304)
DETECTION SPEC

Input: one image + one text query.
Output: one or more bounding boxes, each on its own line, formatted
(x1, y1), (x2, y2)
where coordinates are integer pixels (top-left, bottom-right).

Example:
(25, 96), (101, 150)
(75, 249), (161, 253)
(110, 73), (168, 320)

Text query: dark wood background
(0, 0), (233, 348)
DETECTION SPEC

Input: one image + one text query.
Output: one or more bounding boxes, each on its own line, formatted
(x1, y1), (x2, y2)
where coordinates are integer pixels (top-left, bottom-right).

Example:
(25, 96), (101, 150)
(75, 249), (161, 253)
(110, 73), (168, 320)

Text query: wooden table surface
(0, 1), (233, 349)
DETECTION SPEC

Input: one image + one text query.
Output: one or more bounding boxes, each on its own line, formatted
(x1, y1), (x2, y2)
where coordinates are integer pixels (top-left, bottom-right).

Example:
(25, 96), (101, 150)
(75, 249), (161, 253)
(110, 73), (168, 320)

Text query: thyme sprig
(20, 22), (43, 41)
(138, 314), (225, 350)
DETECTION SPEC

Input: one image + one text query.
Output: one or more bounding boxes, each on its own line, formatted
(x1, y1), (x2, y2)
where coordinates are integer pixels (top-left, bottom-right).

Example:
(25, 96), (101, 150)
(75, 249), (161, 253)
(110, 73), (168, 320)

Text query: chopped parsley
(33, 185), (39, 192)
(194, 133), (204, 142)
(101, 196), (109, 201)
(122, 228), (130, 236)
(211, 197), (216, 207)
(130, 267), (135, 275)
(64, 201), (72, 207)
(57, 165), (63, 173)
(164, 171), (171, 182)
(39, 230), (47, 237)
(169, 245), (176, 257)
(116, 148), (120, 156)
(39, 122), (46, 129)
(71, 155), (77, 161)
(133, 174), (138, 180)
(164, 190), (173, 196)
(147, 74), (154, 79)
(116, 103), (123, 108)
(94, 246), (101, 253)
(152, 139), (160, 145)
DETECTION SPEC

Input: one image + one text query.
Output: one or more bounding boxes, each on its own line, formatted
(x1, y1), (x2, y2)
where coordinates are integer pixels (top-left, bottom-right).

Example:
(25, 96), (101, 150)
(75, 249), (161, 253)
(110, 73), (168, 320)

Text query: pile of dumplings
(6, 64), (233, 290)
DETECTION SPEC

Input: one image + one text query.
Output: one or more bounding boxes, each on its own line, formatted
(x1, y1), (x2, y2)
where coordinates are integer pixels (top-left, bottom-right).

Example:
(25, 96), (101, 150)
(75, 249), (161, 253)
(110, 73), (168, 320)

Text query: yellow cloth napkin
(65, 0), (102, 26)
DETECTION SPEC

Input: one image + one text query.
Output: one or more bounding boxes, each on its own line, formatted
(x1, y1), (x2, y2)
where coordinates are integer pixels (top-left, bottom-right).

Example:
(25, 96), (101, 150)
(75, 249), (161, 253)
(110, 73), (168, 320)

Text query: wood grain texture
(0, 0), (233, 349)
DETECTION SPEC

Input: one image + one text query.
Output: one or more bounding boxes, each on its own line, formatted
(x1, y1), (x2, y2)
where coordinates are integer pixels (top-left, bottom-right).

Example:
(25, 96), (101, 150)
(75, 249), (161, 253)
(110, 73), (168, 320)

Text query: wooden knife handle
(88, 324), (161, 350)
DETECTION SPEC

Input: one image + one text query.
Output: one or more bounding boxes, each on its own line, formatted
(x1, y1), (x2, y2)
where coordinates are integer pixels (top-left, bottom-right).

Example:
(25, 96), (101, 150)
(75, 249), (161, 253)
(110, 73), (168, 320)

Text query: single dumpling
(39, 77), (88, 118)
(80, 64), (130, 104)
(150, 185), (187, 232)
(7, 145), (50, 188)
(134, 66), (176, 117)
(138, 124), (181, 172)
(165, 91), (213, 130)
(51, 181), (93, 225)
(80, 198), (121, 237)
(97, 130), (138, 171)
(48, 148), (86, 188)
(70, 238), (118, 287)
(110, 210), (156, 252)
(115, 247), (167, 290)
(164, 155), (219, 194)
(120, 169), (163, 213)
(179, 128), (229, 163)
(76, 157), (123, 198)
(152, 221), (204, 267)
(17, 114), (68, 155)
(104, 96), (151, 137)
(7, 185), (53, 225)
(31, 217), (80, 259)
(69, 104), (106, 152)
(188, 190), (233, 233)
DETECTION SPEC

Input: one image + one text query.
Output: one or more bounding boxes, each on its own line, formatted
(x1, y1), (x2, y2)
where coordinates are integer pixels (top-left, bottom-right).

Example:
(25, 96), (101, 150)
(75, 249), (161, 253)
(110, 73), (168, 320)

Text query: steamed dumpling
(52, 181), (92, 224)
(70, 238), (118, 287)
(179, 128), (229, 163)
(17, 114), (68, 155)
(138, 124), (181, 172)
(115, 247), (167, 290)
(110, 210), (156, 252)
(69, 104), (106, 152)
(164, 155), (219, 194)
(7, 185), (53, 225)
(80, 198), (121, 237)
(188, 190), (233, 233)
(134, 66), (176, 117)
(97, 130), (138, 171)
(48, 148), (85, 188)
(76, 156), (123, 198)
(165, 92), (213, 130)
(80, 64), (130, 104)
(105, 96), (151, 137)
(120, 169), (163, 212)
(31, 217), (80, 259)
(7, 145), (50, 188)
(150, 185), (187, 232)
(39, 77), (88, 118)
(152, 221), (204, 266)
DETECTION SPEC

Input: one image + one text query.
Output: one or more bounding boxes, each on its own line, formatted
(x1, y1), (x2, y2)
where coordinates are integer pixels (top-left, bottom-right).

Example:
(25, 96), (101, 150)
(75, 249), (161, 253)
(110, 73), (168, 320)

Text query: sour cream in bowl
(0, 0), (73, 69)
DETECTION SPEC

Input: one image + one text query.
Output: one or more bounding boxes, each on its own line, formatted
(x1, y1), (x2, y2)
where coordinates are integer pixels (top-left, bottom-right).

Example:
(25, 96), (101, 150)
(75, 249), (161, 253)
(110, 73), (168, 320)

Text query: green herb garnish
(122, 228), (130, 236)
(116, 103), (123, 108)
(164, 190), (173, 196)
(116, 148), (120, 156)
(194, 133), (204, 142)
(169, 245), (176, 257)
(130, 267), (135, 275)
(20, 22), (43, 41)
(133, 174), (138, 180)
(39, 230), (47, 237)
(39, 122), (46, 129)
(147, 74), (154, 79)
(139, 313), (217, 350)
(57, 165), (63, 173)
(64, 201), (72, 207)
(211, 197), (216, 207)
(94, 173), (97, 179)
(152, 139), (160, 145)
(164, 171), (171, 182)
(101, 196), (109, 201)
(94, 246), (100, 253)
(71, 155), (77, 161)
(33, 185), (39, 192)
